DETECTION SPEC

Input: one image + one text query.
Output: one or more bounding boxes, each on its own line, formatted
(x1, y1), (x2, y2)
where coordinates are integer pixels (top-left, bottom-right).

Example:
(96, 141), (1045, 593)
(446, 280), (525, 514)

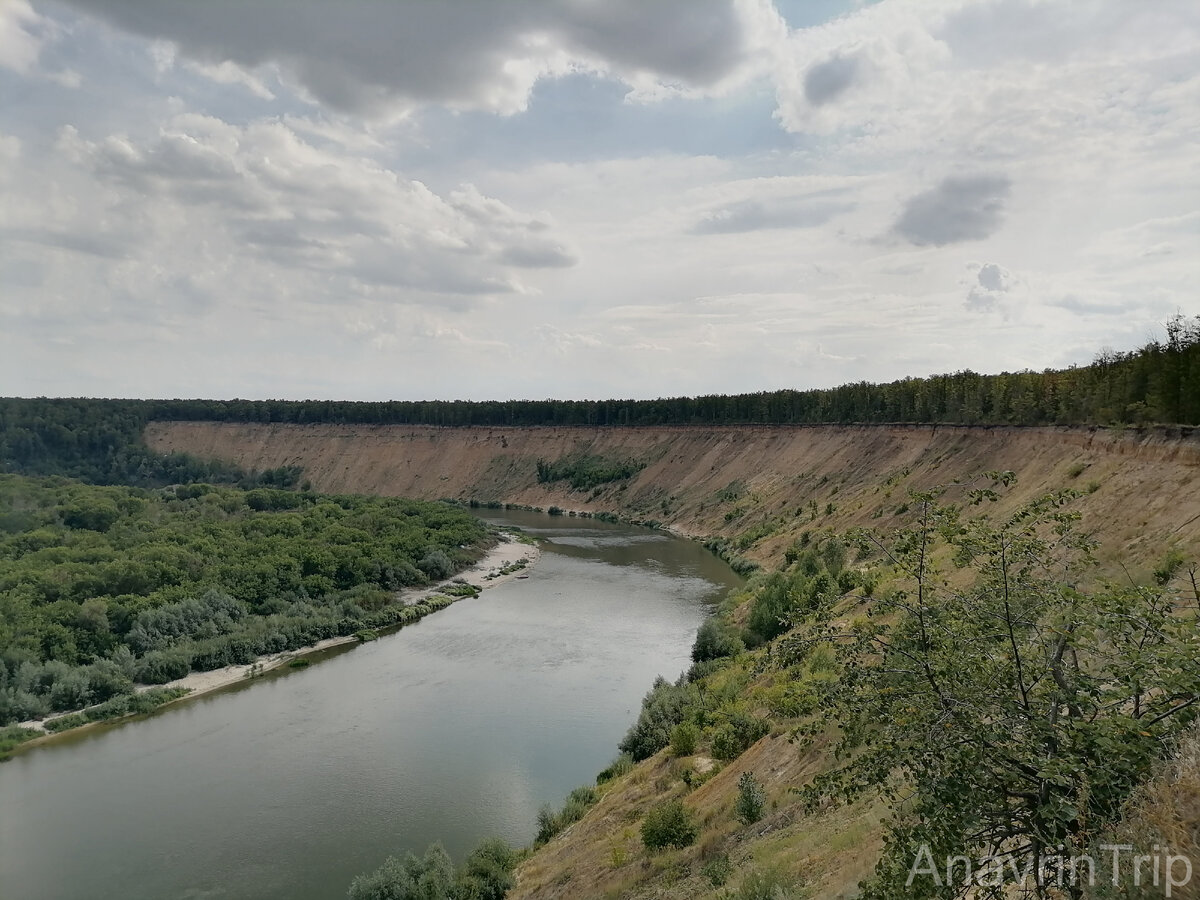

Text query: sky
(1, 0), (1197, 401)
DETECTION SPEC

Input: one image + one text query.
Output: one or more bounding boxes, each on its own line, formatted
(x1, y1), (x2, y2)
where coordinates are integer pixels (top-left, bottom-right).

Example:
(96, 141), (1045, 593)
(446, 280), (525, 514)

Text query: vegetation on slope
(513, 478), (1199, 900)
(0, 474), (488, 732)
(535, 454), (645, 491)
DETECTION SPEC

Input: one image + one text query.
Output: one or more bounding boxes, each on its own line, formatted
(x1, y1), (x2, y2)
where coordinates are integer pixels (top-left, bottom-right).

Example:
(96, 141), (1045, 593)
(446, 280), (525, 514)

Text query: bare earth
(147, 421), (1200, 571)
(23, 536), (539, 733)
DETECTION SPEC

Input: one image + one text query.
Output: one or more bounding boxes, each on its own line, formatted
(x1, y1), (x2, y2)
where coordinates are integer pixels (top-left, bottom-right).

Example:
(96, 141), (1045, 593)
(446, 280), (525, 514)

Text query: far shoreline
(16, 534), (541, 747)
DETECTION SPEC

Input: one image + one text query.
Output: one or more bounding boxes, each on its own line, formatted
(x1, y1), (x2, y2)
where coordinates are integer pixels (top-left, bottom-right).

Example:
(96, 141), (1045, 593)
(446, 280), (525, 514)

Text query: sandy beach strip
(23, 535), (541, 734)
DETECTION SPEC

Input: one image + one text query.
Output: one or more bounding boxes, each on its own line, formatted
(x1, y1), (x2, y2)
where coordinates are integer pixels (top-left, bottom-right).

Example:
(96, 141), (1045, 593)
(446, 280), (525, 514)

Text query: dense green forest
(2, 317), (1197, 489)
(0, 475), (488, 726)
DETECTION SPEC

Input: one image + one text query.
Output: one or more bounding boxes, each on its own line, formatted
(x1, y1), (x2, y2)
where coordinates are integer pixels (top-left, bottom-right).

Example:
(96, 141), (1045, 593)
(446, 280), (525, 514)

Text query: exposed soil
(146, 422), (1200, 569)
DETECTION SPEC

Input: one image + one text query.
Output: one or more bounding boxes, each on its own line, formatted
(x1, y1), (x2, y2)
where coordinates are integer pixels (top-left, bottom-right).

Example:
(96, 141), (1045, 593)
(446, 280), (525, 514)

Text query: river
(0, 510), (741, 900)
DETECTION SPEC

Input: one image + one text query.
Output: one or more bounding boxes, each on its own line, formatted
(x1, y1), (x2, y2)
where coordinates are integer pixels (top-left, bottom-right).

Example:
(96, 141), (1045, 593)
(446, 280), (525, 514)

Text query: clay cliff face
(145, 422), (1200, 568)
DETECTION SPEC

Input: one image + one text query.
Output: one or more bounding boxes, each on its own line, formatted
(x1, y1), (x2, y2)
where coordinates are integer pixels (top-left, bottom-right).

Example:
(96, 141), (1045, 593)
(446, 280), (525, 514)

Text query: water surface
(0, 511), (740, 900)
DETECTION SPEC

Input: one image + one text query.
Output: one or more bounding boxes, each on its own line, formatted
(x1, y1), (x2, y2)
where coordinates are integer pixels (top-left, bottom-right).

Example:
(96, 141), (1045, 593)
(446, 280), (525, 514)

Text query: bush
(702, 854), (733, 887)
(691, 617), (744, 663)
(44, 712), (88, 733)
(347, 844), (456, 900)
(418, 549), (454, 581)
(641, 799), (698, 850)
(535, 784), (597, 844)
(132, 648), (193, 684)
(711, 712), (770, 761)
(735, 772), (766, 825)
(596, 752), (634, 783)
(619, 676), (701, 761)
(670, 721), (699, 757)
(459, 838), (516, 900)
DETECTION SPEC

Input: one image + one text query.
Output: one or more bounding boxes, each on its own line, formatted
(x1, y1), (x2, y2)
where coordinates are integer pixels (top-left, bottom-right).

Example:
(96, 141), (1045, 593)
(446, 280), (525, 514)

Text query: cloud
(54, 0), (771, 116)
(802, 53), (860, 106)
(0, 0), (44, 74)
(693, 195), (852, 234)
(894, 175), (1011, 246)
(17, 115), (578, 310)
(965, 262), (1015, 312)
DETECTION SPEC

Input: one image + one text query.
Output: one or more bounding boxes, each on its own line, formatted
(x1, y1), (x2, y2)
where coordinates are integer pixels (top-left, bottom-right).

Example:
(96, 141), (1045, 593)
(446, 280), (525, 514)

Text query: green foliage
(711, 710), (770, 761)
(0, 474), (487, 725)
(619, 675), (701, 761)
(803, 484), (1200, 899)
(535, 785), (598, 844)
(669, 721), (699, 757)
(734, 772), (766, 825)
(596, 752), (634, 783)
(702, 854), (733, 887)
(1153, 547), (1186, 585)
(346, 839), (517, 900)
(347, 844), (457, 900)
(745, 566), (837, 644)
(535, 455), (645, 490)
(640, 799), (698, 850)
(458, 838), (516, 900)
(0, 724), (39, 761)
(691, 617), (744, 663)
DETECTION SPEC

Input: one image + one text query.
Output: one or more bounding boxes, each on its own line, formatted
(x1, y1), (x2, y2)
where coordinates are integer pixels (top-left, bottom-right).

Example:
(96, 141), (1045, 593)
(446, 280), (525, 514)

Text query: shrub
(596, 752), (634, 783)
(701, 854), (733, 887)
(459, 838), (516, 900)
(735, 772), (766, 825)
(619, 676), (701, 761)
(132, 649), (192, 684)
(347, 844), (456, 900)
(691, 617), (744, 663)
(641, 799), (698, 850)
(0, 725), (39, 761)
(44, 712), (88, 733)
(670, 721), (699, 757)
(711, 712), (770, 761)
(417, 549), (454, 581)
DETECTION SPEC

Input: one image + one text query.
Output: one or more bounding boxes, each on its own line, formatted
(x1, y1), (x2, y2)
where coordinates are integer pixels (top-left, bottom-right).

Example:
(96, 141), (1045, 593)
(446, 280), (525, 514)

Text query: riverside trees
(0, 475), (488, 726)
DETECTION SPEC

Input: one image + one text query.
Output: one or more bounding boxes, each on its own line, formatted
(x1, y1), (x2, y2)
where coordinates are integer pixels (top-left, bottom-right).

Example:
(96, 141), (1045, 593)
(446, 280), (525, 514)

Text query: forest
(2, 316), (1198, 491)
(0, 475), (489, 727)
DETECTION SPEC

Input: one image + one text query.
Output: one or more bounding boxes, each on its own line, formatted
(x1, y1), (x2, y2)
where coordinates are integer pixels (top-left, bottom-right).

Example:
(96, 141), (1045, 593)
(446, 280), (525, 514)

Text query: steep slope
(146, 422), (1200, 570)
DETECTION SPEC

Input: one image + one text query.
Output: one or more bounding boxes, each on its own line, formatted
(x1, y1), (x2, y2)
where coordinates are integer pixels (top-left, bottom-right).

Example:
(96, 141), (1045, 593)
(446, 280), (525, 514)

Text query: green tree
(735, 772), (766, 825)
(346, 844), (456, 900)
(805, 480), (1200, 899)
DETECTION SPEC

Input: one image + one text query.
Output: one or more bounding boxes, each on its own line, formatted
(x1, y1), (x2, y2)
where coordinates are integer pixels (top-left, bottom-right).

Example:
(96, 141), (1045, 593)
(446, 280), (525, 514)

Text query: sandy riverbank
(23, 535), (540, 734)
(155, 535), (541, 700)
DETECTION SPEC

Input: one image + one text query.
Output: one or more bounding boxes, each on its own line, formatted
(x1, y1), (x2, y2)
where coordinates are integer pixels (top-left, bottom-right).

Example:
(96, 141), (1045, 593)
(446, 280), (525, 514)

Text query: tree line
(2, 316), (1198, 489)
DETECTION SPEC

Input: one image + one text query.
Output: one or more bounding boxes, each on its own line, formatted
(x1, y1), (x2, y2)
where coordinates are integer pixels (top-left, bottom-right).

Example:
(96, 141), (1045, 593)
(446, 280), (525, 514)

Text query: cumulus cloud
(894, 175), (1011, 246)
(965, 262), (1015, 312)
(54, 0), (771, 116)
(21, 115), (577, 306)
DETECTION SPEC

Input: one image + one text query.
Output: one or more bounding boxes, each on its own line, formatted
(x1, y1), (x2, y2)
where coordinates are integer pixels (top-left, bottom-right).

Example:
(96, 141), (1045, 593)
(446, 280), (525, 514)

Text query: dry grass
(1089, 728), (1200, 899)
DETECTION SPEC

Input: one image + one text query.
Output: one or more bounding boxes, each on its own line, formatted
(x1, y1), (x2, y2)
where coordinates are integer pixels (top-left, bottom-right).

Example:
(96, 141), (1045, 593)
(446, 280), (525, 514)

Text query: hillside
(146, 421), (1200, 572)
(143, 420), (1200, 899)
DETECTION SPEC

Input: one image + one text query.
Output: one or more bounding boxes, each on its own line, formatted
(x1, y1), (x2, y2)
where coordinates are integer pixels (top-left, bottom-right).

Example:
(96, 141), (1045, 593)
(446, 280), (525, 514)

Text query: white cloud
(54, 0), (780, 117)
(0, 0), (44, 74)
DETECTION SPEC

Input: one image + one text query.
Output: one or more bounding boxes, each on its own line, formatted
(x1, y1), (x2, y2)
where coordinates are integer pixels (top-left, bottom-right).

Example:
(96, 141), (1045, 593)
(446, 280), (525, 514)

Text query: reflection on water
(0, 510), (741, 900)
